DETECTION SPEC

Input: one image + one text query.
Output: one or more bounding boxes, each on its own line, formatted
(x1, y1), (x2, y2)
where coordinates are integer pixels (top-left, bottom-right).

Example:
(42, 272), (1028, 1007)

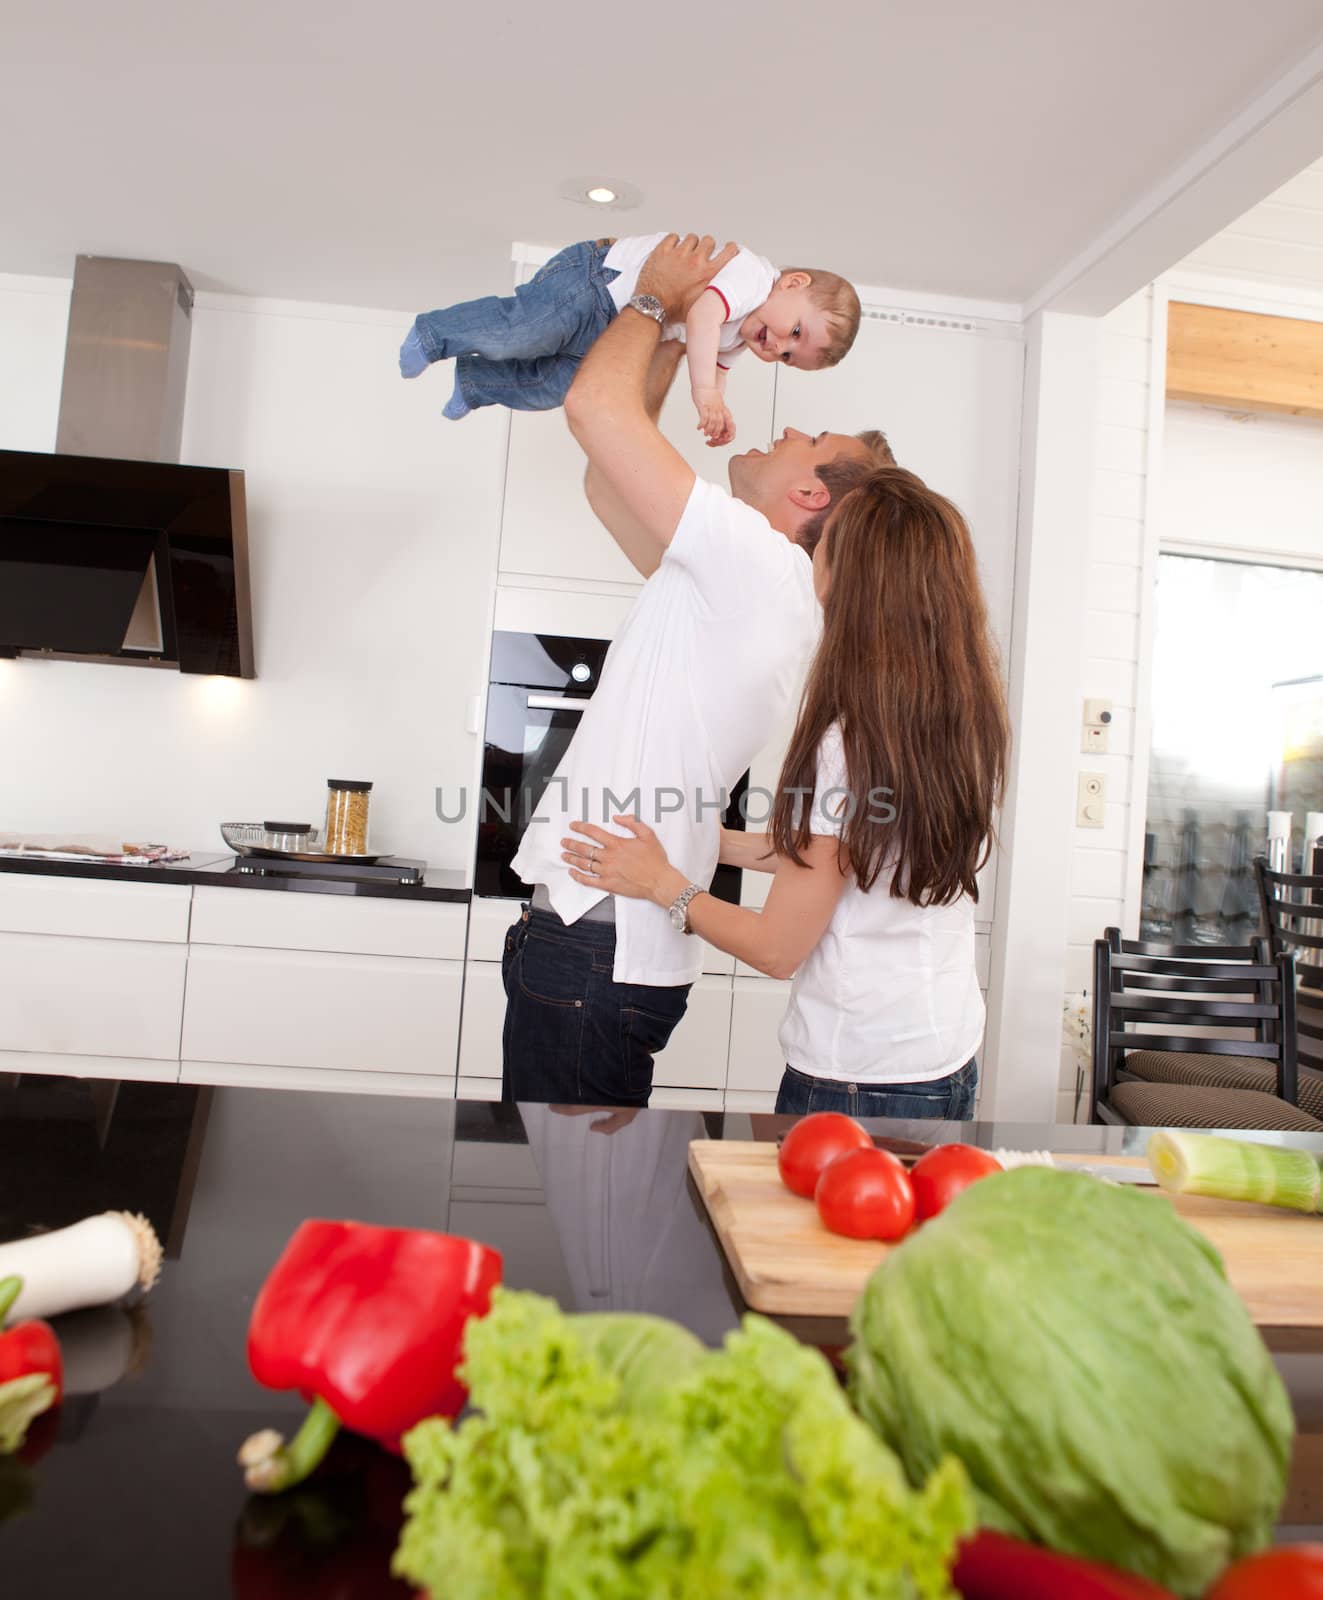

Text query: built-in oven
(474, 629), (746, 903)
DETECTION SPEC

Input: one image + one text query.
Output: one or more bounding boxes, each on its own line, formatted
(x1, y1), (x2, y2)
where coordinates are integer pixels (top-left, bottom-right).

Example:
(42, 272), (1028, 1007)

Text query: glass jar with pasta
(323, 779), (373, 855)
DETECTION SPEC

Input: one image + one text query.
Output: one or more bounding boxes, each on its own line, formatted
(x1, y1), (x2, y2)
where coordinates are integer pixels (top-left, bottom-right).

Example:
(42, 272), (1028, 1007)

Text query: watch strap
(670, 882), (703, 934)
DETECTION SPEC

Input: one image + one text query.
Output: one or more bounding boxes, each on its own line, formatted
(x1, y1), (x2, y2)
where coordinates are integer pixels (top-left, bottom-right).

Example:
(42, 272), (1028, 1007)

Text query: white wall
(1161, 401), (1323, 566)
(1058, 286), (1158, 1117)
(0, 274), (507, 870)
(1062, 264), (1323, 1118)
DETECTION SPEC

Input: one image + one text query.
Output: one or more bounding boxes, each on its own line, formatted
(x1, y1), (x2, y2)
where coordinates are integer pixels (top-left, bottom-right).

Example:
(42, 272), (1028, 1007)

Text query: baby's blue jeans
(404, 239), (619, 416)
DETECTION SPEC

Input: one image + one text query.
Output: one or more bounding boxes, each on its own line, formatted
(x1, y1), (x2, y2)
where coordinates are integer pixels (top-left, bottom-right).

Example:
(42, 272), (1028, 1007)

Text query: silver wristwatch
(627, 293), (666, 327)
(668, 883), (703, 934)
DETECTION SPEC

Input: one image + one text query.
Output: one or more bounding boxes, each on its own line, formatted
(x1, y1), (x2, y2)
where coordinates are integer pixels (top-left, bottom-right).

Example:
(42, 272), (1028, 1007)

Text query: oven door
(474, 685), (749, 903)
(475, 686), (590, 899)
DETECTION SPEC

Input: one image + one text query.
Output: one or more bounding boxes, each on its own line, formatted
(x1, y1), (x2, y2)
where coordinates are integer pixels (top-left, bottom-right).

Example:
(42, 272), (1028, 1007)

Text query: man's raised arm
(582, 340), (683, 579)
(564, 234), (737, 578)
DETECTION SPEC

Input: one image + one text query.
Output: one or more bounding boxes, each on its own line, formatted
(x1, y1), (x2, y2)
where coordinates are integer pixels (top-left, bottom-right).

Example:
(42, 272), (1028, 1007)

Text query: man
(504, 234), (892, 1105)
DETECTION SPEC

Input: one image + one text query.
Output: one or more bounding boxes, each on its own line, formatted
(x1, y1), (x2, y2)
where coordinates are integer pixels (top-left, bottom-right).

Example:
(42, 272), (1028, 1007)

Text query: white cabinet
(727, 975), (792, 1097)
(0, 875), (190, 942)
(458, 960), (506, 1079)
(189, 887), (467, 960)
(0, 877), (190, 1078)
(653, 974), (731, 1092)
(0, 929), (187, 1063)
(774, 316), (1021, 658)
(499, 358), (776, 586)
(181, 943), (462, 1079)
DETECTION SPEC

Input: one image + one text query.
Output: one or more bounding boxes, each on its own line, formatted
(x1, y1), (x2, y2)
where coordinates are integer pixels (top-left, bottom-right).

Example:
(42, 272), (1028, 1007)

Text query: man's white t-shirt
(511, 477), (819, 987)
(778, 724), (986, 1083)
(603, 234), (777, 367)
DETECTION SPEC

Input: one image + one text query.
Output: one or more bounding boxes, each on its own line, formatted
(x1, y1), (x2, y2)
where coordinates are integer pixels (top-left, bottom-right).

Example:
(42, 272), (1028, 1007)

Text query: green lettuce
(394, 1288), (972, 1599)
(847, 1166), (1294, 1598)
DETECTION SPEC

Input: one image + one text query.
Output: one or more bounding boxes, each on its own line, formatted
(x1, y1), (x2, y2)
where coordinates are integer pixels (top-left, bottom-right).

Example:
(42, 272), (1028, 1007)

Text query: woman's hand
(561, 815), (684, 905)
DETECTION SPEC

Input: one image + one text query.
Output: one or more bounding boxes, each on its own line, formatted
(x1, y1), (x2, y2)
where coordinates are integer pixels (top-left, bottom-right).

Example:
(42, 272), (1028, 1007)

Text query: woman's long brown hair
(770, 466), (1009, 905)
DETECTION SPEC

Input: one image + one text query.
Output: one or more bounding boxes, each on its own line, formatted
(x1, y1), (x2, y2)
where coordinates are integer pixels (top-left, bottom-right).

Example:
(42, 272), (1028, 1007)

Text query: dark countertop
(1, 1076), (1319, 1596)
(0, 852), (472, 902)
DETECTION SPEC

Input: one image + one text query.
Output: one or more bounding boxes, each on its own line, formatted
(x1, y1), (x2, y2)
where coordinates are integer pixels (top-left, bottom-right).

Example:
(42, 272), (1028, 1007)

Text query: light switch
(1077, 772), (1106, 827)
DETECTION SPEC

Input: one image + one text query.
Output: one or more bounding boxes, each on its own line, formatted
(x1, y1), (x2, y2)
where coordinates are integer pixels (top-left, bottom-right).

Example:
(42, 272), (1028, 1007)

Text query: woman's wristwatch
(668, 883), (704, 934)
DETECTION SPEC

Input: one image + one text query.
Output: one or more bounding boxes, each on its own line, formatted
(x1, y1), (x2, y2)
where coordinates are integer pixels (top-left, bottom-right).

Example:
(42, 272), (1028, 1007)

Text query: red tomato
(815, 1147), (915, 1240)
(777, 1112), (873, 1199)
(1205, 1547), (1323, 1600)
(910, 1143), (1004, 1222)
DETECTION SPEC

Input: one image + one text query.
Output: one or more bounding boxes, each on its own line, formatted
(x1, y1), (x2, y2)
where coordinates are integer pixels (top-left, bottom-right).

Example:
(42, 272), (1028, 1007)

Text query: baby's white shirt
(603, 234), (778, 368)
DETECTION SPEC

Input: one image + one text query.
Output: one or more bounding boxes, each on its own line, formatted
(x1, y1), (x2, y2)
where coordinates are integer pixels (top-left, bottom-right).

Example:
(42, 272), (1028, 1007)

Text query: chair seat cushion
(1123, 1051), (1323, 1119)
(1108, 1080), (1323, 1131)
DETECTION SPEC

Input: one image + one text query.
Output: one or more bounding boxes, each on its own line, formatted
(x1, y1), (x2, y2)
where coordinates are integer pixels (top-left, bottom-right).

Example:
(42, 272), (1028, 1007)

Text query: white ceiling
(1179, 157), (1323, 291)
(4, 0), (1323, 315)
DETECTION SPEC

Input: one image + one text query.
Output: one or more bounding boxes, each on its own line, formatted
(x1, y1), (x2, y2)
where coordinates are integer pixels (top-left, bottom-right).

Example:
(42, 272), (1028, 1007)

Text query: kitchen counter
(2, 1075), (1319, 1595)
(0, 851), (471, 902)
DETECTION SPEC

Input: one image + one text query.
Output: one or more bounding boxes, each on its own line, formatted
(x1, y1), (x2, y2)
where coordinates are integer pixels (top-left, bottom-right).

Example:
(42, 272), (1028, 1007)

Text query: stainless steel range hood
(0, 255), (254, 676)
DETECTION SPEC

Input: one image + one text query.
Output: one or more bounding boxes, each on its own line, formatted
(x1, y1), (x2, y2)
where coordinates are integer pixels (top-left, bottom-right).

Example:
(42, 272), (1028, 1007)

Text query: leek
(1147, 1130), (1321, 1215)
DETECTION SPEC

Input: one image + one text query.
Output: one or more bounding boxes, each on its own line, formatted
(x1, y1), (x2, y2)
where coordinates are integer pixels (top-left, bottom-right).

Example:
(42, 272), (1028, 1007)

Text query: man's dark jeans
(501, 906), (691, 1105)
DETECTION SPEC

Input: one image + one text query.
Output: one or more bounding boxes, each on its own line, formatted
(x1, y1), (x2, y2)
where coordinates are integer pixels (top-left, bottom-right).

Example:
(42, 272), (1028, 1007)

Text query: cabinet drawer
(0, 875), (191, 943)
(189, 887), (467, 960)
(0, 930), (187, 1060)
(181, 944), (462, 1074)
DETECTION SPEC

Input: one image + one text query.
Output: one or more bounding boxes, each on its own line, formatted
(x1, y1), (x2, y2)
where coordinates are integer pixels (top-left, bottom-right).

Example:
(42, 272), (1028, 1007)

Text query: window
(1141, 553), (1323, 944)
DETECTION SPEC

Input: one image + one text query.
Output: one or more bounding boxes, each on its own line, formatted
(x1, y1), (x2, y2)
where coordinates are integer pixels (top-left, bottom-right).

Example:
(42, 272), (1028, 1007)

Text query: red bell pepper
(238, 1221), (502, 1495)
(953, 1529), (1179, 1600)
(0, 1275), (63, 1455)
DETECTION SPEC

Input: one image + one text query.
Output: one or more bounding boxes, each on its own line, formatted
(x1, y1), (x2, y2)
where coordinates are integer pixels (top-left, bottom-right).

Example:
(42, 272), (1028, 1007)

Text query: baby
(399, 232), (861, 446)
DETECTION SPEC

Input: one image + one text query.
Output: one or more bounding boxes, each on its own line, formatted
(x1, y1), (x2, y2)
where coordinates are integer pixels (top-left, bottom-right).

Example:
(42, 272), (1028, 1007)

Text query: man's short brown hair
(797, 430), (895, 554)
(782, 268), (863, 368)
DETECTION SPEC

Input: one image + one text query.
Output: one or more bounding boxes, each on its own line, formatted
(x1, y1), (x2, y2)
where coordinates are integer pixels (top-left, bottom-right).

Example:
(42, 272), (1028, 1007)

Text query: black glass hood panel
(0, 447), (252, 676)
(0, 517), (157, 654)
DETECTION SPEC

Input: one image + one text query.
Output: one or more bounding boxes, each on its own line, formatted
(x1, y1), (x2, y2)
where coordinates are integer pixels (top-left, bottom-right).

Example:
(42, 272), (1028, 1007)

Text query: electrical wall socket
(1077, 772), (1106, 827)
(1082, 698), (1113, 754)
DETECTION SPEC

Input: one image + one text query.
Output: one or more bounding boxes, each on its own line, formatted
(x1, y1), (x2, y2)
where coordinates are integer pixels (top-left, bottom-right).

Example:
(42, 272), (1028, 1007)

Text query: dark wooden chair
(1255, 853), (1323, 1116)
(1091, 933), (1316, 1128)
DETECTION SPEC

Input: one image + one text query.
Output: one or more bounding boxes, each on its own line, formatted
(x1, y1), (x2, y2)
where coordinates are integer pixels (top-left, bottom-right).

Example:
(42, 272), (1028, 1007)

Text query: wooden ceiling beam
(1166, 301), (1323, 419)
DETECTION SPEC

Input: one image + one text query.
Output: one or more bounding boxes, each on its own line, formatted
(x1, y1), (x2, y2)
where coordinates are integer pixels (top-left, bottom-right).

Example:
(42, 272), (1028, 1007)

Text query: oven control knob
(571, 662), (592, 683)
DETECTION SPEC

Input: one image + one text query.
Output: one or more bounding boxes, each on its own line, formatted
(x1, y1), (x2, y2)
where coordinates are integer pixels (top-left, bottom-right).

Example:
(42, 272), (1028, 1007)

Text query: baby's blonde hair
(781, 268), (862, 367)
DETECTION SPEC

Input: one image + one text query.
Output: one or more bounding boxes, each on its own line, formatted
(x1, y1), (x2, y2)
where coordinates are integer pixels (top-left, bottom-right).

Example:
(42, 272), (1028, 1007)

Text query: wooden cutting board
(689, 1140), (1323, 1328)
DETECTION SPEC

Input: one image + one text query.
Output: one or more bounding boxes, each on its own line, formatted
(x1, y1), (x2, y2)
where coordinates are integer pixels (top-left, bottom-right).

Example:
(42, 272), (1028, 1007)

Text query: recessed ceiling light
(557, 177), (642, 211)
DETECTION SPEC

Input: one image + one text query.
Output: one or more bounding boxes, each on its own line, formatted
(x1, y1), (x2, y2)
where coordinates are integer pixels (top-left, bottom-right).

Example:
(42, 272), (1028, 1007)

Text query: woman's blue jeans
(774, 1058), (979, 1120)
(408, 239), (618, 414)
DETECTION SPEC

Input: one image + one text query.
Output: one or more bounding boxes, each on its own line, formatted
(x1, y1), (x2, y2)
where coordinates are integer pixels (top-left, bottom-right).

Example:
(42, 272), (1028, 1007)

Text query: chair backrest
(1105, 928), (1277, 997)
(1091, 931), (1297, 1121)
(1255, 855), (1323, 1078)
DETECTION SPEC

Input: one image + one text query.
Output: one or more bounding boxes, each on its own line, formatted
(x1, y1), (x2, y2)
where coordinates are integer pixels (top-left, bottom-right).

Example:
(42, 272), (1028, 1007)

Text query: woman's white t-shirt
(778, 724), (986, 1084)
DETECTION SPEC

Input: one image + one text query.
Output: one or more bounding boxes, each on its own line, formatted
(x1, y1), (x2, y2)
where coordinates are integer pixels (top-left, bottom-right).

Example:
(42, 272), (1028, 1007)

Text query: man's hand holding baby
(634, 233), (739, 323)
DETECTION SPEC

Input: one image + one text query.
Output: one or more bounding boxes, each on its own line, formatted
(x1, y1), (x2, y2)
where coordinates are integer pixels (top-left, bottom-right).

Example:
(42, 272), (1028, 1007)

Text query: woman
(560, 466), (1010, 1119)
